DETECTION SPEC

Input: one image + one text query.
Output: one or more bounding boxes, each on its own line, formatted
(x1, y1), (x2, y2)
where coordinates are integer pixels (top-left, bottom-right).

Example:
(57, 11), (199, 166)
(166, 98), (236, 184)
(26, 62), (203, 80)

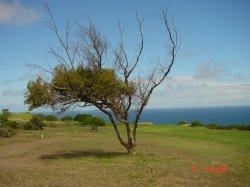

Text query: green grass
(0, 120), (249, 186)
(8, 113), (32, 121)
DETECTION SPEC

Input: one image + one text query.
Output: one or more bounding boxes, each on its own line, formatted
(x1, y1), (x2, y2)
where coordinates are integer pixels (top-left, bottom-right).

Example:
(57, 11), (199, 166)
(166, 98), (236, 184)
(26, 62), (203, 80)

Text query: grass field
(8, 113), (32, 121)
(0, 119), (250, 186)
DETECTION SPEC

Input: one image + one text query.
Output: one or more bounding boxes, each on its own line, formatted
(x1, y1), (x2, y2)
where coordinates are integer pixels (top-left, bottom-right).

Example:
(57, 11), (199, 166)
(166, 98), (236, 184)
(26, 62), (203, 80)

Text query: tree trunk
(126, 142), (135, 154)
(106, 113), (136, 154)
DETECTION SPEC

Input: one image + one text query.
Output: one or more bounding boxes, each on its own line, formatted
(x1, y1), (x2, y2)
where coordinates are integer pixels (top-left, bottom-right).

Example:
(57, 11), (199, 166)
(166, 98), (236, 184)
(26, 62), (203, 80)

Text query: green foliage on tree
(35, 113), (46, 121)
(82, 117), (93, 126)
(25, 68), (134, 112)
(61, 116), (73, 121)
(90, 117), (106, 131)
(45, 115), (57, 126)
(74, 114), (92, 126)
(24, 7), (179, 153)
(190, 120), (203, 127)
(178, 121), (187, 125)
(91, 117), (105, 126)
(79, 116), (105, 131)
(61, 116), (73, 125)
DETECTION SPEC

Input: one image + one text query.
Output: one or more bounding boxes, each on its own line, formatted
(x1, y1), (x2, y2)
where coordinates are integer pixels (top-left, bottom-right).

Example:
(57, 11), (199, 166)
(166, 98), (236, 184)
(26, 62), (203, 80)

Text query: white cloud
(194, 60), (225, 80)
(151, 79), (250, 108)
(0, 88), (27, 112)
(180, 49), (214, 59)
(170, 75), (193, 82)
(0, 0), (38, 25)
(181, 49), (203, 59)
(149, 61), (250, 108)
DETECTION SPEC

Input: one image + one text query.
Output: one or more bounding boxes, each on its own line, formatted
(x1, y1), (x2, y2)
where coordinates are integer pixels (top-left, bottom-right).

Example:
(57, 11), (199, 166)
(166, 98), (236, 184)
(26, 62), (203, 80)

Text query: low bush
(178, 121), (187, 125)
(235, 125), (250, 131)
(45, 115), (58, 126)
(138, 122), (153, 126)
(4, 120), (19, 129)
(206, 124), (250, 131)
(0, 114), (8, 123)
(83, 117), (93, 126)
(223, 125), (235, 130)
(90, 117), (105, 131)
(24, 115), (44, 130)
(74, 114), (92, 126)
(190, 120), (203, 127)
(79, 116), (105, 130)
(0, 127), (16, 137)
(61, 116), (74, 121)
(91, 117), (105, 126)
(35, 113), (46, 121)
(206, 124), (219, 129)
(24, 122), (42, 130)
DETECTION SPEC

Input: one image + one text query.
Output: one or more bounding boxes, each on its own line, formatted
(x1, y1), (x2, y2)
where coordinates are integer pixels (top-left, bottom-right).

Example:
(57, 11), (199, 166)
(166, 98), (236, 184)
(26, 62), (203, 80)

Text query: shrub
(79, 116), (105, 130)
(36, 113), (46, 121)
(24, 115), (44, 130)
(206, 124), (219, 129)
(91, 117), (105, 126)
(205, 124), (250, 131)
(138, 122), (153, 126)
(0, 127), (16, 137)
(61, 116), (73, 121)
(89, 117), (105, 131)
(45, 115), (58, 126)
(234, 125), (250, 131)
(24, 122), (42, 130)
(0, 114), (8, 123)
(4, 120), (19, 129)
(178, 121), (187, 125)
(190, 120), (203, 127)
(83, 117), (93, 126)
(223, 125), (234, 130)
(74, 114), (92, 125)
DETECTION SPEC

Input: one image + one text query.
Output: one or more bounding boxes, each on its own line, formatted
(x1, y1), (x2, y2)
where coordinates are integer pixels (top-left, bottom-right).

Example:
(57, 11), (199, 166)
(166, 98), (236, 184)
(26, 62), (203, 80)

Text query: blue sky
(0, 0), (250, 112)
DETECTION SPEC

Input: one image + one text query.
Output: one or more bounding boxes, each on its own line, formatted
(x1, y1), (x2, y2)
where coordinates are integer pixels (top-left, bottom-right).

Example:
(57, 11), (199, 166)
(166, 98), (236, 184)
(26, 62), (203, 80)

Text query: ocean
(42, 105), (250, 126)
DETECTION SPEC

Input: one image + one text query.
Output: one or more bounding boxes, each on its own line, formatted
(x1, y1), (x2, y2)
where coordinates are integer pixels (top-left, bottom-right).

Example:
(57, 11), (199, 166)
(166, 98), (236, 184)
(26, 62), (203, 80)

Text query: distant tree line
(178, 120), (250, 131)
(0, 108), (106, 138)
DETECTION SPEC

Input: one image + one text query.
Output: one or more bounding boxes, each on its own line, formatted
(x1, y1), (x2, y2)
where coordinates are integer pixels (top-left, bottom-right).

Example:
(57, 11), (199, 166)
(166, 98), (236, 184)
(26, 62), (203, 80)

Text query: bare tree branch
(26, 6), (179, 154)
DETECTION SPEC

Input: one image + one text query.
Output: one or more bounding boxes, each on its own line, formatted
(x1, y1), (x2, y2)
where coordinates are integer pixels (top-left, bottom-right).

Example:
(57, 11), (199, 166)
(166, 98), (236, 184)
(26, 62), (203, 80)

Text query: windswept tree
(25, 5), (180, 154)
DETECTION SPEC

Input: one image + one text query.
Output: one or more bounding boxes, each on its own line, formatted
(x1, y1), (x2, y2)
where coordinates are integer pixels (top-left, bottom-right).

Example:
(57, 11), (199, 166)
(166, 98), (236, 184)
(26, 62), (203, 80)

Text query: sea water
(53, 105), (250, 125)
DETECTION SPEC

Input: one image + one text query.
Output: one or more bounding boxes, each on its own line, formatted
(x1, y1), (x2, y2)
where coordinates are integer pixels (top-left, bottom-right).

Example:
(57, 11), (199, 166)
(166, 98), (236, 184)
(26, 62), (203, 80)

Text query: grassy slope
(0, 120), (249, 186)
(8, 113), (32, 121)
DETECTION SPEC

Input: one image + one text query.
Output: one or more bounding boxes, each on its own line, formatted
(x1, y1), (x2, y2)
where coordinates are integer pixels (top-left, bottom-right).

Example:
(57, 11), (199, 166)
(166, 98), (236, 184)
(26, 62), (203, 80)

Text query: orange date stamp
(192, 165), (227, 173)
